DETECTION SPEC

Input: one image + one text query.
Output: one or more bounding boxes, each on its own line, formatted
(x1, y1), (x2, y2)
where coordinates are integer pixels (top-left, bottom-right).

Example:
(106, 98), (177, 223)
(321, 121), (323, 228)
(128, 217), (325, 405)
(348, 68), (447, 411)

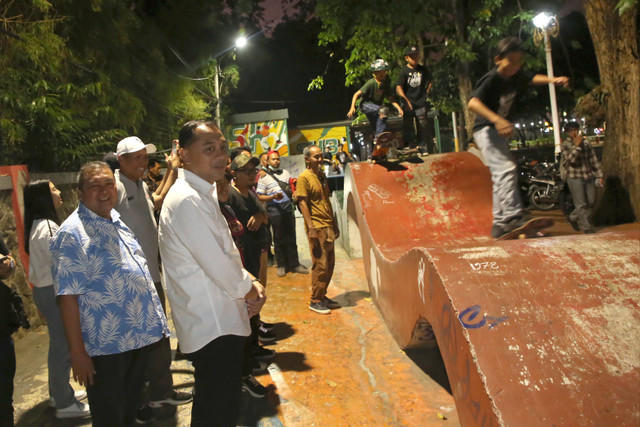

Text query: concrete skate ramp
(343, 152), (640, 427)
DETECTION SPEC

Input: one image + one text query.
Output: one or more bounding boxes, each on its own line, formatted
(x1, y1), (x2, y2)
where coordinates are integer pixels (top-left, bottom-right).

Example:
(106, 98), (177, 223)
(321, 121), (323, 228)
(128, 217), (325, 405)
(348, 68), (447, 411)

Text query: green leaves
(615, 0), (638, 14)
(312, 0), (552, 123)
(0, 0), (250, 171)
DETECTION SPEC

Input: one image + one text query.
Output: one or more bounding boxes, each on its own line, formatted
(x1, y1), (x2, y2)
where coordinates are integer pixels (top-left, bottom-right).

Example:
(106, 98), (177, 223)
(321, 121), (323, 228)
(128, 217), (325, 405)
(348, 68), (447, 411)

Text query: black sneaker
(149, 390), (193, 408)
(309, 301), (330, 315)
(242, 375), (268, 398)
(135, 405), (155, 424)
(491, 224), (505, 238)
(323, 297), (341, 309)
(568, 217), (580, 231)
(258, 325), (277, 343)
(252, 360), (268, 374)
(260, 320), (276, 331)
(505, 216), (529, 231)
(253, 346), (276, 361)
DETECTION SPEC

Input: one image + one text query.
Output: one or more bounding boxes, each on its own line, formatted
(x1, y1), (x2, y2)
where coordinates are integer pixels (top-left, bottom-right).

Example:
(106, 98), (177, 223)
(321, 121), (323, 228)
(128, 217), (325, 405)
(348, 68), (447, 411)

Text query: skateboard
(372, 132), (427, 167)
(496, 217), (554, 241)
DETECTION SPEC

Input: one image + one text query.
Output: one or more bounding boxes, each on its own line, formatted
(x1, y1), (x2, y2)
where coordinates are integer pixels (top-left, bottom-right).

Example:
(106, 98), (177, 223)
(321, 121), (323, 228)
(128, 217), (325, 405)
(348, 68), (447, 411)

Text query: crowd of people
(0, 36), (604, 427)
(1, 118), (344, 426)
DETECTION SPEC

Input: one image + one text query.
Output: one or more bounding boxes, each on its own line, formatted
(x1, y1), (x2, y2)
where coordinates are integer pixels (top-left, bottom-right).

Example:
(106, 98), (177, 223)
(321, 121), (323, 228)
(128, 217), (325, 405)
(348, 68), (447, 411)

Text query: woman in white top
(23, 180), (90, 419)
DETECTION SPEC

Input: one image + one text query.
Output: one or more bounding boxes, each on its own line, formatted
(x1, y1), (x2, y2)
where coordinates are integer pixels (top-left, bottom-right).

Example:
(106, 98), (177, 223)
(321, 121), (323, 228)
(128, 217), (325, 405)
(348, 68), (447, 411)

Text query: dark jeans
(269, 208), (300, 271)
(0, 336), (15, 426)
(361, 102), (387, 136)
(189, 335), (246, 427)
(86, 345), (150, 427)
(402, 106), (434, 152)
(145, 282), (173, 402)
(32, 286), (75, 409)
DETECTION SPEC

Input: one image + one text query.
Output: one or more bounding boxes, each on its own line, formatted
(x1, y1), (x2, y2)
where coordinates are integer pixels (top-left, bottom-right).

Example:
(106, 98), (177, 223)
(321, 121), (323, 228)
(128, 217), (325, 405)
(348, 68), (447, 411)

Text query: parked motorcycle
(517, 158), (571, 211)
(528, 175), (560, 210)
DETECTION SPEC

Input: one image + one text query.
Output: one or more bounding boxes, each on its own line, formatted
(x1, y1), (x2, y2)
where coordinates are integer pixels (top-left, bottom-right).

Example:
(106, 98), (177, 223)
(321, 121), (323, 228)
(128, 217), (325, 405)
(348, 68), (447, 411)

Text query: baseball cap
(405, 46), (419, 56)
(230, 153), (260, 171)
(116, 136), (157, 156)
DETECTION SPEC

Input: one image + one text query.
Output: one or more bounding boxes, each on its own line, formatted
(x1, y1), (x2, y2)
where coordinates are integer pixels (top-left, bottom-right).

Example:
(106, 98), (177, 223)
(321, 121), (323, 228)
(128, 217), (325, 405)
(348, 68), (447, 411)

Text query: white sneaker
(55, 401), (90, 419)
(49, 390), (87, 408)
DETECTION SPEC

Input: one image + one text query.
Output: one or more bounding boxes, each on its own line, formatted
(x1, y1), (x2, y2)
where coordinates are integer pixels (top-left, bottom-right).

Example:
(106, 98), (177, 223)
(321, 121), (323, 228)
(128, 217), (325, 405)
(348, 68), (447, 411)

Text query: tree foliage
(0, 0), (259, 171)
(313, 0), (566, 132)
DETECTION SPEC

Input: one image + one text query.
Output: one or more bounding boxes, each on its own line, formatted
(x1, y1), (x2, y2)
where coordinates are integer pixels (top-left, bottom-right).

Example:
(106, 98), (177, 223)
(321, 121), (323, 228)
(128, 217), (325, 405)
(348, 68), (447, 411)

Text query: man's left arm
(385, 83), (403, 116)
(531, 74), (569, 87)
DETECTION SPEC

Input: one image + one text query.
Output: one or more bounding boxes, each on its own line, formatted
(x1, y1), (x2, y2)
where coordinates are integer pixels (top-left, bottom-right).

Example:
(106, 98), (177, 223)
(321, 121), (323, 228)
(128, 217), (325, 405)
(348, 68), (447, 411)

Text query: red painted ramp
(343, 152), (640, 427)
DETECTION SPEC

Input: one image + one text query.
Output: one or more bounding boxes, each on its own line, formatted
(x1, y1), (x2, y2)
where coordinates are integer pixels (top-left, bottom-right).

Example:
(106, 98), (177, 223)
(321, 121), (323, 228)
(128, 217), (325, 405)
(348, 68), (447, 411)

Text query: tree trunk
(452, 0), (475, 142)
(584, 0), (640, 220)
(457, 68), (474, 142)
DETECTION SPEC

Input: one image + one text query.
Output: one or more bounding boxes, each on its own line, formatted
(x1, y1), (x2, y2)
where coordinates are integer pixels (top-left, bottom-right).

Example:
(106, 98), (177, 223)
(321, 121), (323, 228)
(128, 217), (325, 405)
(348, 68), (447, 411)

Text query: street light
(533, 12), (562, 156)
(214, 36), (247, 127)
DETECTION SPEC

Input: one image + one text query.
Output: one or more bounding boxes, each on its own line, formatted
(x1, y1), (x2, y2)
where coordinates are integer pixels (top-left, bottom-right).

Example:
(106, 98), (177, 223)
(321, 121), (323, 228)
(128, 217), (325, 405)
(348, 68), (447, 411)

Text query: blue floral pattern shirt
(51, 203), (169, 357)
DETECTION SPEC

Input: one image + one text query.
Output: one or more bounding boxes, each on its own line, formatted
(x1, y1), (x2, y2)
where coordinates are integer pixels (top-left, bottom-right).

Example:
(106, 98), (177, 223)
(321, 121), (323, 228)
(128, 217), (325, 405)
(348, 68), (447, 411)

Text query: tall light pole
(214, 36), (247, 128)
(533, 12), (562, 156)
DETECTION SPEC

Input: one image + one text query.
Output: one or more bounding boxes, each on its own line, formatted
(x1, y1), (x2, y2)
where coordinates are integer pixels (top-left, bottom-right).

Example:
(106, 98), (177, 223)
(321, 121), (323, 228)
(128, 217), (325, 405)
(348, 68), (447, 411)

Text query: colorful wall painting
(288, 126), (350, 155)
(228, 120), (289, 156)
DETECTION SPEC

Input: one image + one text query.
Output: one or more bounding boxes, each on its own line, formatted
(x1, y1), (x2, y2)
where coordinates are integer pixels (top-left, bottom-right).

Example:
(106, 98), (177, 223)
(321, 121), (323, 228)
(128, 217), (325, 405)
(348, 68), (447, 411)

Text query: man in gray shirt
(115, 136), (191, 422)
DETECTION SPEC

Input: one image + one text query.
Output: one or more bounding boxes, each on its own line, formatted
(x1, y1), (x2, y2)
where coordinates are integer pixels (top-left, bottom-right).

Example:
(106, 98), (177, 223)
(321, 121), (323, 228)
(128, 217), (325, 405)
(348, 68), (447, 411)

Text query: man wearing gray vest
(115, 136), (191, 423)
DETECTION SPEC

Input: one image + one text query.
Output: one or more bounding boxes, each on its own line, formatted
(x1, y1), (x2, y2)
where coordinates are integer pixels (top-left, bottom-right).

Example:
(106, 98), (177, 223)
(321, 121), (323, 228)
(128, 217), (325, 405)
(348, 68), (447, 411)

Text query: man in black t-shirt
(396, 46), (434, 152)
(468, 37), (569, 238)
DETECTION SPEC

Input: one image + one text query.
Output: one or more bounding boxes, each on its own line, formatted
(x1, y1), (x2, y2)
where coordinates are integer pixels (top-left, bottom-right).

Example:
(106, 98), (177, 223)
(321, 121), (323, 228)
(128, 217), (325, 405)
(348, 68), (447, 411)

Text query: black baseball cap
(405, 46), (419, 56)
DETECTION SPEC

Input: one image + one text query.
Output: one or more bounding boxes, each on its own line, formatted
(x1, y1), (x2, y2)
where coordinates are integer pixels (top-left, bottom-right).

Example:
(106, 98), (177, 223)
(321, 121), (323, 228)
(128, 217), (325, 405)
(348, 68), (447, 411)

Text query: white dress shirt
(29, 219), (58, 287)
(158, 168), (252, 354)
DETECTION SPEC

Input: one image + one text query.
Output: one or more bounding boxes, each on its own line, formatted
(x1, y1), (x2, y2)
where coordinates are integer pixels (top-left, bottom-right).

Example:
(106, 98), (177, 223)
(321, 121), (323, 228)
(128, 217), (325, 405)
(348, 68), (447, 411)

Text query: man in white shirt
(158, 120), (266, 427)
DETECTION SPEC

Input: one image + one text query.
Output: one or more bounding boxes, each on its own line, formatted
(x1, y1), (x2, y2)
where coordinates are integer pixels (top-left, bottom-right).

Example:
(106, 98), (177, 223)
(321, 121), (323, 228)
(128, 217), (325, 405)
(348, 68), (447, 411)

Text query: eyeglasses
(238, 168), (259, 175)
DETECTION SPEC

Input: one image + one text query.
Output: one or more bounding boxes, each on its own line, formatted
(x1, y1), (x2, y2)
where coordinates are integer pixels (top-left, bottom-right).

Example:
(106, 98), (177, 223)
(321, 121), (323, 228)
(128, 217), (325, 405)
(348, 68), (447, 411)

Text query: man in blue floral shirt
(51, 161), (169, 427)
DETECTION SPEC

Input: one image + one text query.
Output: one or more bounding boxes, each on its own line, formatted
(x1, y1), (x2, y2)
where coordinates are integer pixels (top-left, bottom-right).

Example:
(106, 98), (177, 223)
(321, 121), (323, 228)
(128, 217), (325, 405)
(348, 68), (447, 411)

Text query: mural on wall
(228, 120), (289, 156)
(288, 126), (349, 156)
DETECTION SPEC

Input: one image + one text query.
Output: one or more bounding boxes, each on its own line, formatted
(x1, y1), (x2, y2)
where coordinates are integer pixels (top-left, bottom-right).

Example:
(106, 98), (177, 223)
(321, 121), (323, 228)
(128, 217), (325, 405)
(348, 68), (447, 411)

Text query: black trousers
(242, 315), (261, 376)
(269, 207), (300, 270)
(189, 335), (246, 427)
(402, 106), (435, 152)
(0, 336), (15, 426)
(144, 283), (173, 402)
(86, 345), (149, 427)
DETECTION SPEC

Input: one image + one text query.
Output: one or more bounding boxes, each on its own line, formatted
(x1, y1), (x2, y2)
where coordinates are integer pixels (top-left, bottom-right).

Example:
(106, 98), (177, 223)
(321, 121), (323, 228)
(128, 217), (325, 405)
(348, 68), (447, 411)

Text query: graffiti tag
(367, 184), (391, 200)
(459, 305), (508, 330)
(469, 262), (499, 271)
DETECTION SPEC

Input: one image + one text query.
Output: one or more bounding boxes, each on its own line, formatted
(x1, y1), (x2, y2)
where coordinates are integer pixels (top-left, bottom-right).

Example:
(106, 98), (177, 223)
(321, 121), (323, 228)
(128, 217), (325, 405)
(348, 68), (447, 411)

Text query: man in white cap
(114, 136), (190, 423)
